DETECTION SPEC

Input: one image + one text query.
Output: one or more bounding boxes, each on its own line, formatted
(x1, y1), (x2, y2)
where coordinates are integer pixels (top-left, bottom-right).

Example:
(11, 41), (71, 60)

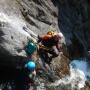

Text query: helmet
(26, 41), (37, 55)
(25, 61), (36, 71)
(47, 31), (56, 36)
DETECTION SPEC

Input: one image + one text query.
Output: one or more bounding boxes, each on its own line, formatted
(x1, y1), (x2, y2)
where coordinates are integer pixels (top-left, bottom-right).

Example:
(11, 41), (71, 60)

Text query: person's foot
(47, 57), (52, 65)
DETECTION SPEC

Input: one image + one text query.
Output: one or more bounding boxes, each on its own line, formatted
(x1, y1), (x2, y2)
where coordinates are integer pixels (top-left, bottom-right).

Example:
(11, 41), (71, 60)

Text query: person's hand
(28, 70), (36, 79)
(32, 70), (36, 76)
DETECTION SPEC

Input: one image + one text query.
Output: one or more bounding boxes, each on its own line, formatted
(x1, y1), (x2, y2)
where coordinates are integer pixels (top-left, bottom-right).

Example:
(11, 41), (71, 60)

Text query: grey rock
(0, 20), (29, 67)
(0, 0), (37, 67)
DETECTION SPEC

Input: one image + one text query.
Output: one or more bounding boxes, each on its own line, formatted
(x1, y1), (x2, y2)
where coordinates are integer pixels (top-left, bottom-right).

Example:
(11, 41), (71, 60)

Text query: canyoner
(14, 29), (66, 90)
(21, 29), (66, 89)
(22, 39), (52, 87)
(38, 31), (64, 65)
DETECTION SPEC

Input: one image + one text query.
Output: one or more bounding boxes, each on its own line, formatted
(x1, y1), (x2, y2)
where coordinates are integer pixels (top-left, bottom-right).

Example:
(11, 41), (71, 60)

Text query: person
(25, 60), (36, 79)
(23, 40), (38, 84)
(25, 40), (37, 59)
(24, 39), (55, 83)
(23, 60), (37, 89)
(38, 31), (64, 64)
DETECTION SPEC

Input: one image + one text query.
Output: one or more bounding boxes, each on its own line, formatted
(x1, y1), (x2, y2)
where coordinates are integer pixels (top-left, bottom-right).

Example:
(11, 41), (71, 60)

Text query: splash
(50, 59), (90, 89)
(71, 59), (90, 80)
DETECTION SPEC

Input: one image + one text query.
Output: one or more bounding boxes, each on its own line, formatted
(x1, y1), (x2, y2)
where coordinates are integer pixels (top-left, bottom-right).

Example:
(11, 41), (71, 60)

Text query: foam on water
(50, 59), (90, 89)
(71, 59), (90, 79)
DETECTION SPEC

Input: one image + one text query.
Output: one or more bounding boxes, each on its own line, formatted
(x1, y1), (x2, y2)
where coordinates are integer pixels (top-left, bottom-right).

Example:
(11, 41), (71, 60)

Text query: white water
(50, 59), (90, 89)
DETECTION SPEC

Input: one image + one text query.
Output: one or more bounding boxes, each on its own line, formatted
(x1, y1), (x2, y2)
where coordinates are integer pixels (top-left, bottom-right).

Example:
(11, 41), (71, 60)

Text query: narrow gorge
(0, 0), (90, 90)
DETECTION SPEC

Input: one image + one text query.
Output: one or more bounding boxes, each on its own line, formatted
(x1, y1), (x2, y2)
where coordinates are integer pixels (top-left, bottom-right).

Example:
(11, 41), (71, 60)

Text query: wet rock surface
(0, 19), (28, 67)
(50, 53), (70, 78)
(0, 0), (90, 90)
(0, 0), (89, 69)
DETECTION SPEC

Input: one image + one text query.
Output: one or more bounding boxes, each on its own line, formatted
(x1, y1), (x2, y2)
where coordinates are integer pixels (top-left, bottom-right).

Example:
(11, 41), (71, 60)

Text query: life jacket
(41, 35), (52, 41)
(41, 34), (60, 48)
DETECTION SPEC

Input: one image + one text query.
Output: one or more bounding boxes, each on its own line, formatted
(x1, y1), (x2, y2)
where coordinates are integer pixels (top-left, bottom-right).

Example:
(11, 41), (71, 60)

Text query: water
(50, 59), (90, 90)
(71, 59), (90, 81)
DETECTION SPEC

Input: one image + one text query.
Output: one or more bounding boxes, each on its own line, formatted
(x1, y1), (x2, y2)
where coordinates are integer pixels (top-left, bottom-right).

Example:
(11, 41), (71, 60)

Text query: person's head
(57, 32), (65, 44)
(26, 41), (37, 56)
(25, 61), (36, 72)
(47, 31), (57, 36)
(58, 32), (63, 38)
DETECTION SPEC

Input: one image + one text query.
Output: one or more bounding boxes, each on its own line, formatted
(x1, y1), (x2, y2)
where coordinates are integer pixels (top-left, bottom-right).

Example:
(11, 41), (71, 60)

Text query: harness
(39, 44), (50, 51)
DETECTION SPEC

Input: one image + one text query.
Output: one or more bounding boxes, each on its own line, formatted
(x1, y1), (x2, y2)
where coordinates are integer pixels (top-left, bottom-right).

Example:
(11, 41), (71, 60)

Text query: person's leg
(39, 48), (50, 65)
(48, 46), (59, 62)
(42, 50), (50, 64)
(37, 35), (42, 43)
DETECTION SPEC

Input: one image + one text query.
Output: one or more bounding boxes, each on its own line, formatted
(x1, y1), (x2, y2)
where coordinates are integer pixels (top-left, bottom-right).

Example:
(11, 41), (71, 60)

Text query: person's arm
(28, 69), (36, 80)
(56, 43), (62, 52)
(37, 35), (42, 43)
(32, 70), (36, 76)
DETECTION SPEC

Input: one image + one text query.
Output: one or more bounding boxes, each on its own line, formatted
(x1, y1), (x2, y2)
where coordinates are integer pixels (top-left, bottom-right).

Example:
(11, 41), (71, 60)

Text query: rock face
(0, 0), (36, 67)
(51, 53), (70, 78)
(53, 0), (90, 58)
(0, 0), (89, 90)
(0, 0), (89, 75)
(0, 0), (67, 76)
(0, 0), (89, 76)
(0, 1), (70, 89)
(17, 0), (90, 58)
(0, 14), (29, 67)
(18, 0), (59, 35)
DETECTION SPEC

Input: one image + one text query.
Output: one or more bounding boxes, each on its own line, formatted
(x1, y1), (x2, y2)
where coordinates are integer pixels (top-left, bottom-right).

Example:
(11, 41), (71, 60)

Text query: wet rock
(0, 0), (38, 68)
(47, 83), (72, 90)
(50, 53), (70, 78)
(18, 0), (59, 35)
(81, 81), (90, 90)
(0, 19), (29, 67)
(0, 0), (89, 90)
(19, 0), (90, 59)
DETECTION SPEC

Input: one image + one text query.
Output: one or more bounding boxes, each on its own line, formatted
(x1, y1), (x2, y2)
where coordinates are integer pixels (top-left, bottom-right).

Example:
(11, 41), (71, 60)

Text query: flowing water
(50, 58), (90, 90)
